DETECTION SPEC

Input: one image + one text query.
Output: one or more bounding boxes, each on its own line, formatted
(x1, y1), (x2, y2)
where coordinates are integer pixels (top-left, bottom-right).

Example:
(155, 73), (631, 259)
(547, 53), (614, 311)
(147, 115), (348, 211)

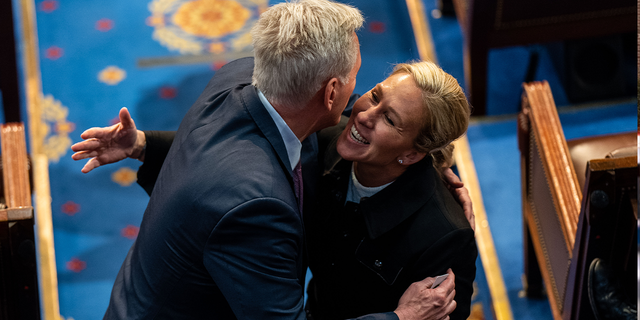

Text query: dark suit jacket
(109, 57), (395, 320)
(304, 122), (477, 320)
(105, 57), (308, 319)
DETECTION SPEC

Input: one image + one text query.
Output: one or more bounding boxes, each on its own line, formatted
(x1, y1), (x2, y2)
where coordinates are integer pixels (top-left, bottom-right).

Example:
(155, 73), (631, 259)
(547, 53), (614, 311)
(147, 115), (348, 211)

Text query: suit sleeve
(137, 130), (175, 195)
(203, 198), (306, 320)
(411, 229), (477, 320)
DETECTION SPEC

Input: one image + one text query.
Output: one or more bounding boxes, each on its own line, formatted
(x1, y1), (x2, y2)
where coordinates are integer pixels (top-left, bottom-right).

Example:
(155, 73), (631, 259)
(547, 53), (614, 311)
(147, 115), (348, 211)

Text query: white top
(346, 163), (393, 204)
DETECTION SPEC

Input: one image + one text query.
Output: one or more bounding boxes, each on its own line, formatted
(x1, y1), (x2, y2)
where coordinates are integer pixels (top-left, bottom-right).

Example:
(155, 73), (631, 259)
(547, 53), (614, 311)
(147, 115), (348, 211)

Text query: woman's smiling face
(336, 72), (426, 167)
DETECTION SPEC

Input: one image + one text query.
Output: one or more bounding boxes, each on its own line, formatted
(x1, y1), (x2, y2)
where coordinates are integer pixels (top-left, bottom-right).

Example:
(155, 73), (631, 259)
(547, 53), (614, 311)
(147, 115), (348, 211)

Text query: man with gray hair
(79, 1), (459, 319)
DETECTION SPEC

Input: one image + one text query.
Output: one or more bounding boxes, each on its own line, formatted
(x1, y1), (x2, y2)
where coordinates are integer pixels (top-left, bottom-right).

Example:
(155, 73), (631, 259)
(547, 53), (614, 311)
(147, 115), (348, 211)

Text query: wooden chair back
(0, 122), (40, 319)
(518, 81), (637, 320)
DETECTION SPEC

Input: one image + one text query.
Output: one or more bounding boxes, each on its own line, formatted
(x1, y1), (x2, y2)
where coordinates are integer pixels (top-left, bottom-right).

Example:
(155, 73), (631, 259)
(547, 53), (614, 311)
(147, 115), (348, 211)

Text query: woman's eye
(385, 114), (395, 126)
(371, 92), (379, 103)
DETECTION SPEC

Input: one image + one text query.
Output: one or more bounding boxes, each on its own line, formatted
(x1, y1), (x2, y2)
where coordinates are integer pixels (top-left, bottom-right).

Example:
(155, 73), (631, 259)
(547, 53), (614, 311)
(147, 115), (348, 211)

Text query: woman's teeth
(350, 125), (369, 144)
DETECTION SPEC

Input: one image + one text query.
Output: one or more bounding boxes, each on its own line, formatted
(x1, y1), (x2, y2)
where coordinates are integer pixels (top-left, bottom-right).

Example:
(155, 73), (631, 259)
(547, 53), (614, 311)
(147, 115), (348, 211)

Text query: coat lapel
(322, 153), (438, 240)
(359, 157), (437, 239)
(242, 85), (293, 179)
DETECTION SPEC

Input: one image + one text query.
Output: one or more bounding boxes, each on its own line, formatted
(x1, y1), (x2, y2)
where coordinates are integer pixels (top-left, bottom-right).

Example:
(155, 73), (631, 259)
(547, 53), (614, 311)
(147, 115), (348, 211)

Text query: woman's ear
(399, 149), (427, 165)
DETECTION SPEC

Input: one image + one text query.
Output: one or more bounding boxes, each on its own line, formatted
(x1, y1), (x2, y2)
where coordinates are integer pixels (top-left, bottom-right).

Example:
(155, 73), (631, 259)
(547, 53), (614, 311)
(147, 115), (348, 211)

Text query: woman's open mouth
(350, 125), (369, 144)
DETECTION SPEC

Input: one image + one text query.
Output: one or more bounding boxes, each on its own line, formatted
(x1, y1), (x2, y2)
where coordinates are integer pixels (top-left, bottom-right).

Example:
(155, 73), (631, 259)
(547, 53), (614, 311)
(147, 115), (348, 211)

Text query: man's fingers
(119, 107), (136, 130)
(433, 290), (456, 320)
(444, 299), (456, 318)
(81, 158), (102, 174)
(71, 149), (87, 159)
(80, 127), (104, 140)
(70, 141), (88, 152)
(436, 269), (455, 295)
(71, 138), (102, 152)
(442, 269), (455, 284)
(447, 288), (456, 302)
(455, 188), (475, 230)
(416, 268), (455, 293)
(442, 168), (464, 188)
(71, 150), (98, 161)
(435, 287), (456, 320)
(80, 125), (119, 140)
(415, 275), (436, 290)
(446, 268), (455, 283)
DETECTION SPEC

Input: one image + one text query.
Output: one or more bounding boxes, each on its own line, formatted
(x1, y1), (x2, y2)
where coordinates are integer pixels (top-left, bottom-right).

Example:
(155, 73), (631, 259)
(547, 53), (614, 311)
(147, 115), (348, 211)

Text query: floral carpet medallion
(147, 0), (268, 55)
(41, 94), (74, 163)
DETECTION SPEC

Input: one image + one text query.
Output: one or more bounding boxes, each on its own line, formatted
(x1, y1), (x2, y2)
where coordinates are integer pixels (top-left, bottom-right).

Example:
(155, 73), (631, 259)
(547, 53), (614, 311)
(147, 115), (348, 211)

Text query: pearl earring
(398, 159), (403, 164)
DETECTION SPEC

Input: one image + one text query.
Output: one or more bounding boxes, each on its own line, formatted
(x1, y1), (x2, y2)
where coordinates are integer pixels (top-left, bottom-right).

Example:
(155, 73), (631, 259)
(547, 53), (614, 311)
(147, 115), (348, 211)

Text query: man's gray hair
(251, 0), (363, 108)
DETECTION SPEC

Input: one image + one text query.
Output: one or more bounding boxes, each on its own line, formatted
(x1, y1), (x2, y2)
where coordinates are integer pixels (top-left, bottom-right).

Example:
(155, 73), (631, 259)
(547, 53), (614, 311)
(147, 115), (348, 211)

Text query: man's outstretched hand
(71, 107), (145, 173)
(394, 269), (457, 320)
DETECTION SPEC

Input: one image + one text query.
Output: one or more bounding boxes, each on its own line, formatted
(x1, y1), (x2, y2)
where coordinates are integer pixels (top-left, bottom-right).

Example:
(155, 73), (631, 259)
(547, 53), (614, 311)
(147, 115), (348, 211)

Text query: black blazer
(304, 123), (477, 320)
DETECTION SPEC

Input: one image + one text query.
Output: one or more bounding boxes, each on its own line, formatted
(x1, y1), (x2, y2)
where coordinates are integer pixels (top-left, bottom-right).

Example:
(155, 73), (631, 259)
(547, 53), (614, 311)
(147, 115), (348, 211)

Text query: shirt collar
(257, 89), (302, 170)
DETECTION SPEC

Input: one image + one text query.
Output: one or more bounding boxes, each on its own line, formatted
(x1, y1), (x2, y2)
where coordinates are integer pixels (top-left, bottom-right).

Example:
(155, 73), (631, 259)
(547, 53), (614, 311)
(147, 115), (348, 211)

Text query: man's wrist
(394, 309), (410, 320)
(130, 130), (147, 161)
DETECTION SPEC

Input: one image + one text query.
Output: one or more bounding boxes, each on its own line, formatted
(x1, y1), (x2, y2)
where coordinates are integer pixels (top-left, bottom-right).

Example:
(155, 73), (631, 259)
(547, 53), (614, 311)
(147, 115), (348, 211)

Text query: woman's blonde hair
(391, 61), (470, 170)
(251, 0), (363, 108)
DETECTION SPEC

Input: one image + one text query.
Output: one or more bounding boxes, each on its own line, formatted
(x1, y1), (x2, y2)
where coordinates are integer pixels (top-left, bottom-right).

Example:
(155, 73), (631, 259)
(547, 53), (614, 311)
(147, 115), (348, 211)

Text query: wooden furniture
(0, 122), (40, 320)
(451, 0), (636, 115)
(0, 0), (22, 123)
(3, 0), (60, 318)
(518, 81), (636, 320)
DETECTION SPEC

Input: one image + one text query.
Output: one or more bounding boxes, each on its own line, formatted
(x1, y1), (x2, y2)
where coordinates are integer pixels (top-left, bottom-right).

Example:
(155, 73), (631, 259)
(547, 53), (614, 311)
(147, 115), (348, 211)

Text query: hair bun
(431, 143), (455, 173)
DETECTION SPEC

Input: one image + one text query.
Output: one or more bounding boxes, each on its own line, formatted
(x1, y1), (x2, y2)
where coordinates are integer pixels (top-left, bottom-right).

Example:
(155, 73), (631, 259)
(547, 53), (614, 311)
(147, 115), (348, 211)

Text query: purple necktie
(292, 161), (303, 216)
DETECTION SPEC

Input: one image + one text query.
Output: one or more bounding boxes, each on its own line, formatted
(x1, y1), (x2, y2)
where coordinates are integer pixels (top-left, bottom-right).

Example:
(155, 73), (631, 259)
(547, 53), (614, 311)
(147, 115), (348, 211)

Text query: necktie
(292, 161), (303, 216)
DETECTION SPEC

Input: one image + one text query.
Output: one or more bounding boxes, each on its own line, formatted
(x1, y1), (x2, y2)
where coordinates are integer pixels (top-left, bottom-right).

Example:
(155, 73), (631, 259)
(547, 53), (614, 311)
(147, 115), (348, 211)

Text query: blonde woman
(304, 61), (476, 320)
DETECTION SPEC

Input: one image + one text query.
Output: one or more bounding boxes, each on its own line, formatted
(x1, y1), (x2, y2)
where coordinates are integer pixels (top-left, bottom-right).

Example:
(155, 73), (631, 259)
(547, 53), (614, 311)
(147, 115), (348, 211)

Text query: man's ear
(323, 77), (340, 112)
(400, 149), (427, 166)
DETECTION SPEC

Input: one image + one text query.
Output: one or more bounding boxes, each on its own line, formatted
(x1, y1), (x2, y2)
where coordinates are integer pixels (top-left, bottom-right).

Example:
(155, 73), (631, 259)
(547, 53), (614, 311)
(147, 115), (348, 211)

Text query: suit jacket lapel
(242, 85), (294, 179)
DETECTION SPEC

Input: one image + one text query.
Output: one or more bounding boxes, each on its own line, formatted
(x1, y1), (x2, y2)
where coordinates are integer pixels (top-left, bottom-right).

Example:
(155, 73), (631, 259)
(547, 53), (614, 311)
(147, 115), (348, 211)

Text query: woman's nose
(356, 106), (376, 128)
